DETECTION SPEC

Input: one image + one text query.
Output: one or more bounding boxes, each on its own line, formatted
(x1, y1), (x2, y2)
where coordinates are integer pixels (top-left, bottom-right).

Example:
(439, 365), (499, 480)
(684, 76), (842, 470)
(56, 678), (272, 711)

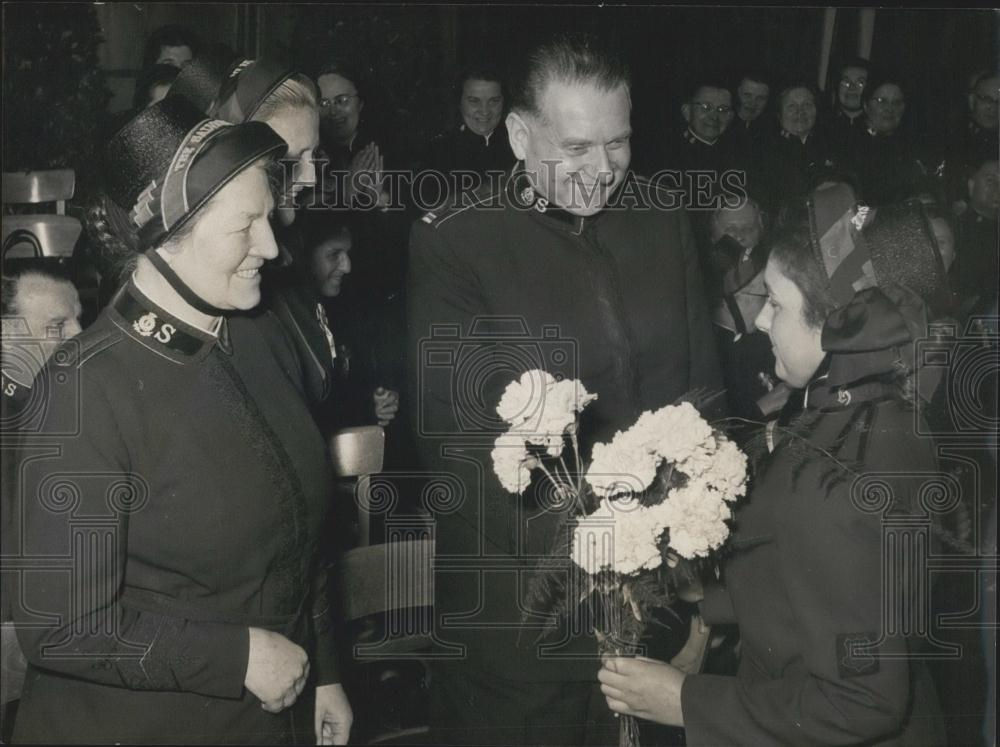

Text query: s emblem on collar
(837, 388), (852, 406)
(132, 312), (177, 345)
(134, 312), (158, 337)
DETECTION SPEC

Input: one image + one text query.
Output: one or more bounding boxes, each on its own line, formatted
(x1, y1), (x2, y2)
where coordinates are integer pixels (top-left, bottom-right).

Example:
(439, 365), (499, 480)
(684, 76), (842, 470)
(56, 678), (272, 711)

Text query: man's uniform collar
(459, 123), (497, 146)
(109, 281), (231, 365)
(683, 128), (718, 147)
(837, 108), (864, 123)
(780, 128), (811, 143)
(505, 166), (613, 235)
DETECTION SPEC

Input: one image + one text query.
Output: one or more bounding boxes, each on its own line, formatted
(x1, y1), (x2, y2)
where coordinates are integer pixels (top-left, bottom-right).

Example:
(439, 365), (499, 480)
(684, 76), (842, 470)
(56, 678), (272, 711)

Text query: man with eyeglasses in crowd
(944, 70), (999, 210)
(666, 79), (741, 247)
(828, 57), (870, 157)
(672, 79), (738, 174)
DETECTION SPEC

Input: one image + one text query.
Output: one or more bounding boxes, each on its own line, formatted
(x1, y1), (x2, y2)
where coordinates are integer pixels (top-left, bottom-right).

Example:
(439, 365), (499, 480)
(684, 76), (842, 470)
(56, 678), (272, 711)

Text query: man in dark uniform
(943, 71), (999, 210)
(1, 261), (82, 740)
(953, 158), (1000, 318)
(425, 67), (515, 184)
(662, 79), (741, 252)
(667, 79), (739, 179)
(407, 32), (722, 746)
(827, 57), (870, 157)
(752, 83), (838, 216)
(726, 71), (772, 168)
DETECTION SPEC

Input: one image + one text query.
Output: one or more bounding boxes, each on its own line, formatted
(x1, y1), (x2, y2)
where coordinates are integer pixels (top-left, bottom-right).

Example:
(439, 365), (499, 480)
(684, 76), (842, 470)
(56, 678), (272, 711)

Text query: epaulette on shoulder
(60, 325), (125, 368)
(418, 179), (504, 229)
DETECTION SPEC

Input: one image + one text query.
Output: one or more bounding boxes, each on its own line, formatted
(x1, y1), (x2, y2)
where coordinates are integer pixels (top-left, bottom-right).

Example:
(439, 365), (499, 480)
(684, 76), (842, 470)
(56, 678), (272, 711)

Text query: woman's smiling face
(167, 163), (278, 311)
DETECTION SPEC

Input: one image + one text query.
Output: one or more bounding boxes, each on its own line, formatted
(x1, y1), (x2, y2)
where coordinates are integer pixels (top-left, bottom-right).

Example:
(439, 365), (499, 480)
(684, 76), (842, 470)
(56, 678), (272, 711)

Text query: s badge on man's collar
(836, 632), (880, 678)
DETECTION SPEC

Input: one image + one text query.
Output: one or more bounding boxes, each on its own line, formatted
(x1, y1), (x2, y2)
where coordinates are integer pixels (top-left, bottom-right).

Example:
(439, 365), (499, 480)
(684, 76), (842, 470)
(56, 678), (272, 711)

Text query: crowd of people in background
(114, 26), (999, 443)
(1, 20), (997, 747)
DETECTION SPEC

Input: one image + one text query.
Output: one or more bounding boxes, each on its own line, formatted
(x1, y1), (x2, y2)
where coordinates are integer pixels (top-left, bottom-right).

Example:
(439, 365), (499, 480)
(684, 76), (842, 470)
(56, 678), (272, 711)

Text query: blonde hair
(251, 74), (317, 122)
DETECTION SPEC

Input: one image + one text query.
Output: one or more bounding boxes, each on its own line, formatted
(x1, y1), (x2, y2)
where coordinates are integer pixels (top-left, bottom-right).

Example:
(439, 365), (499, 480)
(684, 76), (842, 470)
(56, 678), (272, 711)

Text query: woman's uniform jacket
(10, 280), (338, 744)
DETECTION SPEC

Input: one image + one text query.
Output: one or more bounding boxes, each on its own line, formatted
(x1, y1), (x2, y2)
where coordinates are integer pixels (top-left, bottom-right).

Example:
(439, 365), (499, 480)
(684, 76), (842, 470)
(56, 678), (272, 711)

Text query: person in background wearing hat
(205, 57), (321, 228)
(10, 97), (351, 745)
(599, 190), (949, 745)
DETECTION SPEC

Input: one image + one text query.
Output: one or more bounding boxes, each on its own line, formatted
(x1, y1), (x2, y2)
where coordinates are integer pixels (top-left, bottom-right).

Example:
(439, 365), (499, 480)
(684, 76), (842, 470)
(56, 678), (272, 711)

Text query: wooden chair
(2, 169), (75, 215)
(329, 426), (385, 547)
(336, 538), (434, 745)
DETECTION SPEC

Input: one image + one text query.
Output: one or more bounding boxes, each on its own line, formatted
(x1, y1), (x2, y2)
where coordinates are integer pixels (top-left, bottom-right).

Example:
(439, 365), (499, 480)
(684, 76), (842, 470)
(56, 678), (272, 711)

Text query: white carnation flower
(547, 378), (598, 418)
(586, 440), (659, 498)
(661, 479), (732, 559)
(704, 439), (748, 501)
(571, 499), (667, 576)
(496, 370), (555, 426)
(497, 373), (597, 461)
(491, 433), (531, 494)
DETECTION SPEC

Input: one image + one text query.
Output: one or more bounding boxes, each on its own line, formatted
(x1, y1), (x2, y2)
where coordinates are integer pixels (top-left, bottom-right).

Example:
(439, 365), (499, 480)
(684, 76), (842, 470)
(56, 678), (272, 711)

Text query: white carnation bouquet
(492, 370), (747, 746)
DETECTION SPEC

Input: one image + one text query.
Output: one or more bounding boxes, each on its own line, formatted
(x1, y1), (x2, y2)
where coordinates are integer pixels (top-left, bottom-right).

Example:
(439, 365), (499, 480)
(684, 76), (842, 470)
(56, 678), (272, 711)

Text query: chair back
(337, 539), (435, 623)
(3, 169), (76, 214)
(335, 538), (435, 744)
(2, 215), (82, 260)
(329, 426), (385, 547)
(329, 425), (385, 477)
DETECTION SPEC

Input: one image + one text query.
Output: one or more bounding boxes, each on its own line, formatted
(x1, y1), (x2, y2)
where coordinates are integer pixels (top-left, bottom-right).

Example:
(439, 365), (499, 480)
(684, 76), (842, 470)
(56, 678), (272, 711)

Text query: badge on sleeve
(836, 632), (880, 678)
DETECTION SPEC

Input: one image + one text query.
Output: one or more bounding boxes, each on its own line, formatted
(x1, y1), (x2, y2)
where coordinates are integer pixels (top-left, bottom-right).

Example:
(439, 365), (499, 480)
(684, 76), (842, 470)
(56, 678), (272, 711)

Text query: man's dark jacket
(406, 168), (722, 683)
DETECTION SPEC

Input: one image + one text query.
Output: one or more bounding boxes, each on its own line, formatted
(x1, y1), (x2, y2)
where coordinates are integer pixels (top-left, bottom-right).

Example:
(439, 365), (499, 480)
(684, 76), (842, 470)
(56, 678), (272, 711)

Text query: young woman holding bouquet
(600, 188), (950, 745)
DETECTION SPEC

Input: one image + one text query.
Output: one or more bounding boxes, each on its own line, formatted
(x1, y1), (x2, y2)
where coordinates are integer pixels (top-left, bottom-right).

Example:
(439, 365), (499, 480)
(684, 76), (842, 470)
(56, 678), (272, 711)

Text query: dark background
(3, 4), (998, 203)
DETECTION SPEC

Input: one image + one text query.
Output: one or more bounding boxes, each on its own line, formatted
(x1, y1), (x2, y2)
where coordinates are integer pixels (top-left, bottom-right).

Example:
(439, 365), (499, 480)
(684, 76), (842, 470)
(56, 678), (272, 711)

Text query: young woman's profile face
(310, 232), (352, 298)
(265, 106), (320, 202)
(168, 164), (278, 311)
(754, 257), (827, 388)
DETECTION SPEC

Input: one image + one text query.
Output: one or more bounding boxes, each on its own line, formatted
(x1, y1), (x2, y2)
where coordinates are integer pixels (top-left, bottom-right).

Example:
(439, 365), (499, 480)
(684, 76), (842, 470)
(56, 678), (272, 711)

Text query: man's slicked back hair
(510, 32), (630, 118)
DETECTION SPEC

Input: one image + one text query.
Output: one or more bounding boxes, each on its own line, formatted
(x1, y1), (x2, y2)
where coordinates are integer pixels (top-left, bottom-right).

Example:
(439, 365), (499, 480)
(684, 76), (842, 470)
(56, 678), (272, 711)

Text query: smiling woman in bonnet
(11, 96), (351, 745)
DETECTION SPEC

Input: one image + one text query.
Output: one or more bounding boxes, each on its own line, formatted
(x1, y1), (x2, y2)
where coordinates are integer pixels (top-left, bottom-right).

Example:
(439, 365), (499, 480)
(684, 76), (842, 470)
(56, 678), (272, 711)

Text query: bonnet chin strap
(145, 247), (228, 317)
